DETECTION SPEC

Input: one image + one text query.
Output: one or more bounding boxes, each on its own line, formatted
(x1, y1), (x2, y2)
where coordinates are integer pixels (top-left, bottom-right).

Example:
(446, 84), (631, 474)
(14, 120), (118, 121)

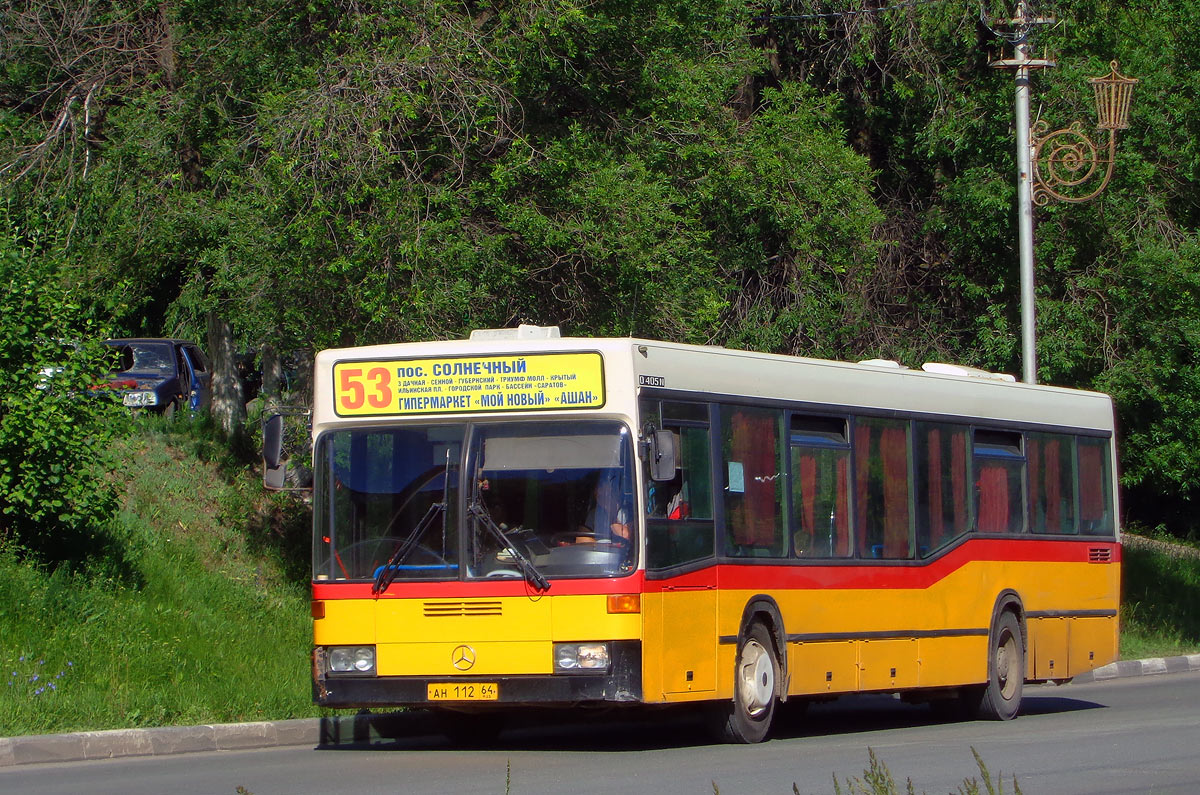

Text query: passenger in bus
(574, 472), (632, 545)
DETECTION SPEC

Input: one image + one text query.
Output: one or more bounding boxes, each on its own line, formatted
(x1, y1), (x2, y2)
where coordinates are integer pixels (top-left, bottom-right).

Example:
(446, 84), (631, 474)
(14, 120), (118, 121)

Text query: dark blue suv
(103, 338), (212, 417)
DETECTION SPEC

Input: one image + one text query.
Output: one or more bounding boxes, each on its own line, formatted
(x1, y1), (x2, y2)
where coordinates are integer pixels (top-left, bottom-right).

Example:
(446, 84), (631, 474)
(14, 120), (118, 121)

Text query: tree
(0, 220), (119, 563)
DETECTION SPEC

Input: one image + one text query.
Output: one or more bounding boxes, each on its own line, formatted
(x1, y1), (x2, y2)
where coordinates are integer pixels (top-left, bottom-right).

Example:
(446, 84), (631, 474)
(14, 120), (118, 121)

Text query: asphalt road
(4, 672), (1199, 795)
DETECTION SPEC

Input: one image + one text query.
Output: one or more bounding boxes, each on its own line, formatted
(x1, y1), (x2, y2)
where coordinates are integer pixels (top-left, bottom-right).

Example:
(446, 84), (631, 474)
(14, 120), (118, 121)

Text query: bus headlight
(553, 642), (610, 672)
(327, 645), (376, 674)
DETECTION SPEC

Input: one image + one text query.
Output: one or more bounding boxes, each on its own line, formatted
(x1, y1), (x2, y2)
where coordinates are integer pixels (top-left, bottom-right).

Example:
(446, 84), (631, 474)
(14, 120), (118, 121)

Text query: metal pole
(1014, 24), (1038, 385)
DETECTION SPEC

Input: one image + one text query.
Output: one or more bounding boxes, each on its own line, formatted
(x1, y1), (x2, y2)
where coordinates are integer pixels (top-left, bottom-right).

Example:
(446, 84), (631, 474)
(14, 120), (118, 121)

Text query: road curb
(1069, 653), (1200, 684)
(4, 657), (1200, 768)
(0, 712), (427, 769)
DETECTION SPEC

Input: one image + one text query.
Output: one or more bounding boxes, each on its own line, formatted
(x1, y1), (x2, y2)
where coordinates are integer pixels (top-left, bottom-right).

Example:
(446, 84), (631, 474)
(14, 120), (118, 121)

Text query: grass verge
(0, 416), (321, 737)
(1119, 532), (1200, 659)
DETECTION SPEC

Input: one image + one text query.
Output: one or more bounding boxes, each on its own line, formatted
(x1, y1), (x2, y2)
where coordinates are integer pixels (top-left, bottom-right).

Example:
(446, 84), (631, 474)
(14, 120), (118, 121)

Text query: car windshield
(312, 421), (637, 583)
(111, 343), (175, 374)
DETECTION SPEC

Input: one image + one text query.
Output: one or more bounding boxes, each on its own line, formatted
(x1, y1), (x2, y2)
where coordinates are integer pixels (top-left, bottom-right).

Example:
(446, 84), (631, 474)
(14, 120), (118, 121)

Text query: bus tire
(713, 622), (778, 743)
(975, 610), (1024, 721)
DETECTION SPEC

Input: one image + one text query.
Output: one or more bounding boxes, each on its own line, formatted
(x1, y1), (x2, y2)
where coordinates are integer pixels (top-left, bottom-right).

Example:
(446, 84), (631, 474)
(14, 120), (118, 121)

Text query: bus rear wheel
(973, 610), (1024, 721)
(712, 622), (778, 743)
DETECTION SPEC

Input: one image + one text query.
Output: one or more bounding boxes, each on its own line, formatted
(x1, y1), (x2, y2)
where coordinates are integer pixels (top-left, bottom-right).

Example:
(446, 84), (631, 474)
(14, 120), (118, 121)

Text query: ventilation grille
(423, 601), (503, 617)
(1088, 547), (1113, 563)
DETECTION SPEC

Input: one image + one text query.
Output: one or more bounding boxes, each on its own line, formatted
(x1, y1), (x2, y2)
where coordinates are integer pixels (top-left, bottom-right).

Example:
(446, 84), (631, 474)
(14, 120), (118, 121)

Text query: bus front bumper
(314, 641), (641, 709)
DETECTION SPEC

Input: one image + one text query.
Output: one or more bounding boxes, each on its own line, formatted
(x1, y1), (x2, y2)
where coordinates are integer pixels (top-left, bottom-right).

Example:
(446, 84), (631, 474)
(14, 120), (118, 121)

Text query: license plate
(427, 682), (498, 701)
(123, 392), (153, 407)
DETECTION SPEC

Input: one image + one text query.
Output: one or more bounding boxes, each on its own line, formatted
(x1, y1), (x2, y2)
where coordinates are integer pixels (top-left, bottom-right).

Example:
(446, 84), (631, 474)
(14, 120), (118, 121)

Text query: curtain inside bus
(724, 406), (785, 556)
(854, 419), (912, 559)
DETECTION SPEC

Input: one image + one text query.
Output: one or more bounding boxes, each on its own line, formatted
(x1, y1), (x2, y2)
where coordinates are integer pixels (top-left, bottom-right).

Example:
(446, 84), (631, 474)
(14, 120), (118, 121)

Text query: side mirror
(262, 408), (311, 491)
(263, 413), (284, 469)
(648, 429), (677, 482)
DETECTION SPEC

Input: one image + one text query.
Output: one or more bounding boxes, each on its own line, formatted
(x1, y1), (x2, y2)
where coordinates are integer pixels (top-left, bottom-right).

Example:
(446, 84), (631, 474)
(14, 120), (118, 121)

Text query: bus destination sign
(333, 351), (605, 416)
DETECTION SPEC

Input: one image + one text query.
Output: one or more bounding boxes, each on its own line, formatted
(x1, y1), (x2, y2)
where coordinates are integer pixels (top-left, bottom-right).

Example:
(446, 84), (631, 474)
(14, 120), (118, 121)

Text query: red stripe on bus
(696, 538), (1119, 592)
(312, 573), (647, 600)
(311, 538), (1117, 600)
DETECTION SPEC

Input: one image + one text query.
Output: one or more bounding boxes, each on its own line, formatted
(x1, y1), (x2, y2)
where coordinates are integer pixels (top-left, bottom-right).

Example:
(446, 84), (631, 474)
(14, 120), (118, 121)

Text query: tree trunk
(260, 343), (281, 404)
(206, 311), (245, 435)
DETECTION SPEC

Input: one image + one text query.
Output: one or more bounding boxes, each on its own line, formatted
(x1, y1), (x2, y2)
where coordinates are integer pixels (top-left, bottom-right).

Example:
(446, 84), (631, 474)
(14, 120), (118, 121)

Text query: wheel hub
(738, 640), (774, 717)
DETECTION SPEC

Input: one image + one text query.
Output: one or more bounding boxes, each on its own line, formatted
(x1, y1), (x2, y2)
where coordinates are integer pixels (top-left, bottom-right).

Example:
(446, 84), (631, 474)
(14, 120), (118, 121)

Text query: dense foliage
(3, 0), (1200, 538)
(0, 222), (119, 562)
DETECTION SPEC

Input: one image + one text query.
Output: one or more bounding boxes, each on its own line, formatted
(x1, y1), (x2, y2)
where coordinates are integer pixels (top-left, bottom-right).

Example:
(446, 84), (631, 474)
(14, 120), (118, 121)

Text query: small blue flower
(38, 659), (44, 665)
(30, 674), (39, 682)
(67, 661), (73, 667)
(34, 687), (44, 696)
(19, 655), (25, 662)
(49, 683), (56, 691)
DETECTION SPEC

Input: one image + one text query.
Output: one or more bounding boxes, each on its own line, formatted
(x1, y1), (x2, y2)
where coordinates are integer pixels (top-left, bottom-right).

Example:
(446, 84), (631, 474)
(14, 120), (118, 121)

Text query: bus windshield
(314, 425), (463, 582)
(467, 421), (637, 580)
(313, 421), (637, 582)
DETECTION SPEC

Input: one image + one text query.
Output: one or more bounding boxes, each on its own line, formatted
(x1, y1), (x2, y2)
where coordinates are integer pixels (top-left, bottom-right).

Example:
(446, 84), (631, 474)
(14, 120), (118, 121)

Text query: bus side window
(1028, 432), (1077, 534)
(642, 400), (715, 569)
(915, 422), (970, 556)
(1077, 437), (1115, 536)
(854, 417), (914, 559)
(790, 415), (851, 558)
(973, 430), (1027, 534)
(722, 405), (786, 558)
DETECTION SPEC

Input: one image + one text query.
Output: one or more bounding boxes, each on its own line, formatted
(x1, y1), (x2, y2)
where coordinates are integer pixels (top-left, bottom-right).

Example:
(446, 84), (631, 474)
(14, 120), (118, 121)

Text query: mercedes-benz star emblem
(451, 645), (476, 671)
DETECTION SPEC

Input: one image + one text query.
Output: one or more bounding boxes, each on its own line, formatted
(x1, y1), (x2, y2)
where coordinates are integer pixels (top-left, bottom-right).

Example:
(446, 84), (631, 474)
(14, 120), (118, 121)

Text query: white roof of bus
(314, 332), (1114, 433)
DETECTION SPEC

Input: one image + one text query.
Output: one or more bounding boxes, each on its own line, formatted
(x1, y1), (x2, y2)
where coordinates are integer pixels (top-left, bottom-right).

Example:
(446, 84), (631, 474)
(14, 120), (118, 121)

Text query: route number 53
(337, 366), (393, 412)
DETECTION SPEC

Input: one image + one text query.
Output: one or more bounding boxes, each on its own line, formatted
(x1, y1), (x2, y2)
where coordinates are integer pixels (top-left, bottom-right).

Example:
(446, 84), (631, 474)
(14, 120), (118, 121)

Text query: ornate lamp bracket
(1031, 61), (1138, 205)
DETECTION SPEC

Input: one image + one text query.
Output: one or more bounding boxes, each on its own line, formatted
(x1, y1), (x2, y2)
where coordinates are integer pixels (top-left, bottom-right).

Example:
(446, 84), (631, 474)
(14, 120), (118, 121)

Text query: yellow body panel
(659, 588), (718, 696)
(916, 636), (989, 686)
(315, 557), (1118, 702)
(314, 598), (379, 644)
(550, 595), (642, 640)
(1029, 617), (1070, 679)
(694, 558), (1118, 704)
(315, 594), (642, 677)
(1069, 616), (1119, 674)
(378, 640), (550, 676)
(790, 641), (858, 694)
(859, 638), (919, 691)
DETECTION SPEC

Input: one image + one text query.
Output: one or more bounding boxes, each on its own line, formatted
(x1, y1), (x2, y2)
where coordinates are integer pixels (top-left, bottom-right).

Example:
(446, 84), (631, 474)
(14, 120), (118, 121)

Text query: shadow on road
(314, 685), (1106, 754)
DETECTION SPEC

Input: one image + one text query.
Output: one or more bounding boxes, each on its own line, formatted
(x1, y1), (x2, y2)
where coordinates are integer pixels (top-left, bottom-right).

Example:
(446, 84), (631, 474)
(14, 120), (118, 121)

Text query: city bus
(265, 325), (1120, 743)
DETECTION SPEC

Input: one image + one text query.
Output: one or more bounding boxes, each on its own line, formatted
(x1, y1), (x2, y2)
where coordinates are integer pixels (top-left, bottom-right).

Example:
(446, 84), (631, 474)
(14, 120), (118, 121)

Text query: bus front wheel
(712, 622), (778, 743)
(973, 610), (1024, 721)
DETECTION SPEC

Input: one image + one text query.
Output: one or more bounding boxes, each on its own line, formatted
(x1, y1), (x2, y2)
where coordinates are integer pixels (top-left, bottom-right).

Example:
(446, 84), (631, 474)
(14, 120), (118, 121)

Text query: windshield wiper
(468, 497), (550, 592)
(372, 500), (446, 595)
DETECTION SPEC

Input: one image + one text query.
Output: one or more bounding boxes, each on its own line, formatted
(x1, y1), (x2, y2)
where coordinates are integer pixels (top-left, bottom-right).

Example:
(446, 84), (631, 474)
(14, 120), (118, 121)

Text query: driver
(576, 472), (631, 544)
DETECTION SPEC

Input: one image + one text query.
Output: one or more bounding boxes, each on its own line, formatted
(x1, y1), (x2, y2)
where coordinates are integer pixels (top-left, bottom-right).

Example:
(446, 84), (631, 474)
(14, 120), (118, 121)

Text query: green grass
(1119, 534), (1200, 659)
(0, 417), (322, 737)
(826, 748), (1022, 795)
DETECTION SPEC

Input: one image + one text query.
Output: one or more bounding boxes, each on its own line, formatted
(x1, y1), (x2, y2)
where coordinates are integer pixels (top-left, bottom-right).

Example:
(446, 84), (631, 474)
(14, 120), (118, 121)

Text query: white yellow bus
(266, 325), (1119, 743)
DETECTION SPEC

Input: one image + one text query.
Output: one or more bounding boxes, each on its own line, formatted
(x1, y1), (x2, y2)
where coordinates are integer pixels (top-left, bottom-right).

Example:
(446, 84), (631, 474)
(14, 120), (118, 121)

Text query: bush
(0, 223), (121, 563)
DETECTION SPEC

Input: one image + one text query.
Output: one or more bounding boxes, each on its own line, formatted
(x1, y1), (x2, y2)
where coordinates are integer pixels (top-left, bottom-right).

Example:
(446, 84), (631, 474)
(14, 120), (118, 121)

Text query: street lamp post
(990, 2), (1136, 384)
(991, 2), (1056, 384)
